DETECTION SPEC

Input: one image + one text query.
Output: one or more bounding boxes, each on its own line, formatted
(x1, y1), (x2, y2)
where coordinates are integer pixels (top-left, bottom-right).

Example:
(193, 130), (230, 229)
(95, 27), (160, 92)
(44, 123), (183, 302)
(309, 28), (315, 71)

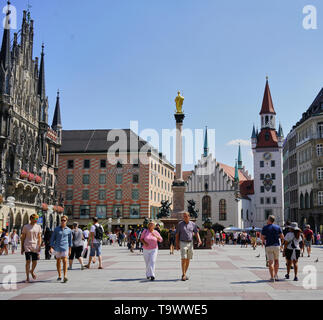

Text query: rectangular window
(64, 205), (73, 216)
(132, 189), (139, 200)
(82, 189), (89, 200)
(100, 159), (106, 168)
(133, 174), (139, 184)
(84, 159), (90, 169)
(260, 174), (264, 180)
(260, 186), (265, 193)
(66, 190), (73, 200)
(130, 205), (140, 218)
(67, 160), (74, 169)
(96, 205), (107, 219)
(116, 174), (123, 184)
(271, 160), (275, 167)
(317, 144), (323, 156)
(113, 205), (123, 218)
(273, 197), (277, 204)
(83, 174), (90, 184)
(272, 185), (276, 193)
(271, 173), (276, 180)
(115, 189), (122, 200)
(317, 168), (323, 180)
(66, 175), (74, 185)
(260, 197), (264, 204)
(266, 198), (271, 204)
(98, 190), (106, 200)
(318, 191), (323, 206)
(80, 205), (90, 218)
(99, 174), (106, 184)
(260, 161), (264, 168)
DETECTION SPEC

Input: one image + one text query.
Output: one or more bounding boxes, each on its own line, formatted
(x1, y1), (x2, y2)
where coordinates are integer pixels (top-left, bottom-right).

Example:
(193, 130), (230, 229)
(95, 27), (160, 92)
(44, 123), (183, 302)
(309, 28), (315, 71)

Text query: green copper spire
(203, 126), (208, 157)
(234, 159), (239, 182)
(238, 143), (243, 169)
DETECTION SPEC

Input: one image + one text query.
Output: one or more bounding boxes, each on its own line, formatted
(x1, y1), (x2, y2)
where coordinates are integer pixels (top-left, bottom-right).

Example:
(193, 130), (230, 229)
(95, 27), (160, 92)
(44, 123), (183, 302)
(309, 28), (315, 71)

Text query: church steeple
(237, 144), (243, 169)
(0, 1), (12, 95)
(234, 159), (239, 182)
(203, 126), (208, 157)
(52, 90), (62, 130)
(38, 43), (45, 99)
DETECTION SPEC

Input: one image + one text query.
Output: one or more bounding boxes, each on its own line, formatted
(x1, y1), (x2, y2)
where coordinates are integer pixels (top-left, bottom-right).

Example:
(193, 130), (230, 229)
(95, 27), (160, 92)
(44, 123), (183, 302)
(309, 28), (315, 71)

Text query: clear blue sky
(6, 0), (323, 175)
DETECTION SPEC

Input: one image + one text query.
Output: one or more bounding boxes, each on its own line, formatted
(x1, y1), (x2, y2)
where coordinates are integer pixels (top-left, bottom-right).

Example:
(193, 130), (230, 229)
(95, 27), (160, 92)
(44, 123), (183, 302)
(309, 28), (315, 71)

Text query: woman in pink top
(140, 221), (163, 281)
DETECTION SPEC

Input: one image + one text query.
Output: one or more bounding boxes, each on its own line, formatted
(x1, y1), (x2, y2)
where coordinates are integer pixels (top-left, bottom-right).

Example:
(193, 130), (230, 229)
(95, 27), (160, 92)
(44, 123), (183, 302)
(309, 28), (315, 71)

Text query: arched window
(305, 192), (309, 209)
(219, 199), (226, 221)
(202, 195), (211, 221)
(310, 190), (314, 208)
(300, 193), (304, 209)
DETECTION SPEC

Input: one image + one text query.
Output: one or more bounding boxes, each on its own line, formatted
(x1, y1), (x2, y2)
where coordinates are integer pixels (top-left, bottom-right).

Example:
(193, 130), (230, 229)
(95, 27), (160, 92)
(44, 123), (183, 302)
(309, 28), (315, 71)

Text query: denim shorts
(90, 242), (102, 257)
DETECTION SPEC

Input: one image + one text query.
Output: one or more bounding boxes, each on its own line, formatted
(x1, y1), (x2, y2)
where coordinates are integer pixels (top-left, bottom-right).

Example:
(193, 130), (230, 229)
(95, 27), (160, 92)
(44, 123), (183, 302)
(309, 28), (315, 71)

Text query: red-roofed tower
(251, 78), (284, 227)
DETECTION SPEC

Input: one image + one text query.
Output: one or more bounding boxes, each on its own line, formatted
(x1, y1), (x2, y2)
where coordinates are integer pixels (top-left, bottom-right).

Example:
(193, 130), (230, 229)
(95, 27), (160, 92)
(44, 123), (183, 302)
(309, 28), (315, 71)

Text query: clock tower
(251, 78), (284, 227)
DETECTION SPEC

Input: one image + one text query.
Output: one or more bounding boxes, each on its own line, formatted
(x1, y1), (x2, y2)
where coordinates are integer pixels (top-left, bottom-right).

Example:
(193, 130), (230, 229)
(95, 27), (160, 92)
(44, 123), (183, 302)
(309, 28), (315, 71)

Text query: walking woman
(140, 221), (163, 281)
(283, 222), (302, 281)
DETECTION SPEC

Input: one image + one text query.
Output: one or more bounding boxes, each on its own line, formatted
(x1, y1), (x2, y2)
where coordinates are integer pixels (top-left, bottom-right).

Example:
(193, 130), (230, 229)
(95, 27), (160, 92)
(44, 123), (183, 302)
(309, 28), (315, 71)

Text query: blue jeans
(90, 242), (102, 257)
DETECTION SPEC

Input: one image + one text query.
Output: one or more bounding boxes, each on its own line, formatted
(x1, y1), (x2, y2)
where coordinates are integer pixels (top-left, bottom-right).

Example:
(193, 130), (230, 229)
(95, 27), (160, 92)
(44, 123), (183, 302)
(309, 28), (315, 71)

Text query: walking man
(303, 225), (314, 257)
(20, 214), (42, 282)
(261, 215), (284, 282)
(85, 217), (104, 269)
(176, 212), (202, 281)
(50, 215), (72, 283)
(69, 222), (85, 270)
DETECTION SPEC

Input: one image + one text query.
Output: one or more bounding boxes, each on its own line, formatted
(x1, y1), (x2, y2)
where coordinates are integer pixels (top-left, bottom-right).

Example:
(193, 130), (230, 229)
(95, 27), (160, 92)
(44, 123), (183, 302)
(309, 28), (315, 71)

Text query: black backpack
(94, 225), (103, 241)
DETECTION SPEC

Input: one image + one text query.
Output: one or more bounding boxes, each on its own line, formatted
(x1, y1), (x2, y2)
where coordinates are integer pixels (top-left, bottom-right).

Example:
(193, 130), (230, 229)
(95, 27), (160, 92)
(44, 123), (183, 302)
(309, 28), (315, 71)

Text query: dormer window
(265, 132), (270, 141)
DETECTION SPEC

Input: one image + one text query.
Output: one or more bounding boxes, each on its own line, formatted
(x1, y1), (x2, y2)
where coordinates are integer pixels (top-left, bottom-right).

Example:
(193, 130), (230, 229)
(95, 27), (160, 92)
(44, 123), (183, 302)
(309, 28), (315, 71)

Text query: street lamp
(108, 218), (112, 233)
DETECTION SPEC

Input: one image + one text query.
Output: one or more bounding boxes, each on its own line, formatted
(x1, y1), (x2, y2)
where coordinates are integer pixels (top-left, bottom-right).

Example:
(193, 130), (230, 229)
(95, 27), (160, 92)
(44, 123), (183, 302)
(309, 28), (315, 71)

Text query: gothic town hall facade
(0, 4), (63, 233)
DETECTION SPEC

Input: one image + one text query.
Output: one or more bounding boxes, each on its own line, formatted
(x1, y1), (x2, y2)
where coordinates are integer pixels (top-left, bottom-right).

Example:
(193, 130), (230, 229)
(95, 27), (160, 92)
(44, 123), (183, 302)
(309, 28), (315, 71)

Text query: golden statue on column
(175, 91), (184, 114)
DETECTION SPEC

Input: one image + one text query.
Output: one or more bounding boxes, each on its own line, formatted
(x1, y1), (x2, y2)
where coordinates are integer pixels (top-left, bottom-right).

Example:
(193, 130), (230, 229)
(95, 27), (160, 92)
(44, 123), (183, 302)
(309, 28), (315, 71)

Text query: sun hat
(290, 222), (301, 231)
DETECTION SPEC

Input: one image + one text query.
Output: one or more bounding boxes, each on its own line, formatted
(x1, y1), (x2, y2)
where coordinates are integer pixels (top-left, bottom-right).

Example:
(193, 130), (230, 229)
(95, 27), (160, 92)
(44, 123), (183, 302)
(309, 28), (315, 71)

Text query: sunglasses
(61, 219), (67, 222)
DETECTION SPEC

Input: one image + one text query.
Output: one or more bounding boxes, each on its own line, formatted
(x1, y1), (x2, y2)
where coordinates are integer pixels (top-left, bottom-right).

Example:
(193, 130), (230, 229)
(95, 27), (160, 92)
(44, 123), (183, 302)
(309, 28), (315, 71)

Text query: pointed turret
(38, 44), (45, 99)
(251, 124), (256, 139)
(260, 77), (276, 115)
(278, 123), (284, 137)
(237, 144), (243, 169)
(0, 1), (12, 95)
(52, 90), (62, 130)
(203, 126), (208, 157)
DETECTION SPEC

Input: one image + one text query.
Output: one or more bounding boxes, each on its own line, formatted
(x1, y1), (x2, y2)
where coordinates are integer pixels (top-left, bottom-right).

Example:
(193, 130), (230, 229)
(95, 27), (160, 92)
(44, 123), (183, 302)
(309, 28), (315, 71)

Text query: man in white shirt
(85, 217), (104, 269)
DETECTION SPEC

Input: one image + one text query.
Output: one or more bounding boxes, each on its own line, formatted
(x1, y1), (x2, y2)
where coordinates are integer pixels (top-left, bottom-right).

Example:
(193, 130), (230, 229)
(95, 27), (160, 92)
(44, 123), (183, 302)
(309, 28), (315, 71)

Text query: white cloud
(226, 139), (251, 147)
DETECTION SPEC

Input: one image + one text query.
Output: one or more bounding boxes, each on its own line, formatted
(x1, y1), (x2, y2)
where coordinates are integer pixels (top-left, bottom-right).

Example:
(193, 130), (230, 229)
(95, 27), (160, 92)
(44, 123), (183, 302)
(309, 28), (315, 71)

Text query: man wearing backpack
(85, 217), (104, 269)
(303, 224), (314, 258)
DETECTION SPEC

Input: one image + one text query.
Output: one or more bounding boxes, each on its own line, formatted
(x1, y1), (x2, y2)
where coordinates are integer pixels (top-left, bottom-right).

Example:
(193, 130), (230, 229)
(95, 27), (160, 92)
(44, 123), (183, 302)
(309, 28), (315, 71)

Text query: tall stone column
(171, 92), (186, 220)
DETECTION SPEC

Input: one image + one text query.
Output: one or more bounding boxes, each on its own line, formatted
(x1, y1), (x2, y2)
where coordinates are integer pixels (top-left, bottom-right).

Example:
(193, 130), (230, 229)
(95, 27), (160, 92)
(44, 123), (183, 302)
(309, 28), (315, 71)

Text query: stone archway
(8, 210), (14, 232)
(23, 212), (29, 226)
(14, 212), (22, 235)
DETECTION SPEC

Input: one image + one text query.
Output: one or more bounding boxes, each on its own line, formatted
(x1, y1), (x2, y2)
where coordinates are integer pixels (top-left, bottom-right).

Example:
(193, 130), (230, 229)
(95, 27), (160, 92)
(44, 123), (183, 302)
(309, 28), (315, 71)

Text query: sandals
(181, 275), (189, 281)
(30, 271), (36, 280)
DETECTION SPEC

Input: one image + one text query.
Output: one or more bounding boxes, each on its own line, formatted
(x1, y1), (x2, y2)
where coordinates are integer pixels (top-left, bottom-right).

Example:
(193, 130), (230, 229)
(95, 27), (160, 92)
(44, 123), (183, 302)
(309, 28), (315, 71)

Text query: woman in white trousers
(140, 222), (163, 281)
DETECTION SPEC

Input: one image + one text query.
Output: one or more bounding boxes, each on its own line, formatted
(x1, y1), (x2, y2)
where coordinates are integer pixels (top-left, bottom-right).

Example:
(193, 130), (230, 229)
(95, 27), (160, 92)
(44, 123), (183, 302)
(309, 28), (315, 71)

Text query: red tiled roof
(183, 171), (193, 182)
(239, 180), (254, 197)
(218, 163), (250, 182)
(256, 128), (278, 148)
(259, 80), (276, 115)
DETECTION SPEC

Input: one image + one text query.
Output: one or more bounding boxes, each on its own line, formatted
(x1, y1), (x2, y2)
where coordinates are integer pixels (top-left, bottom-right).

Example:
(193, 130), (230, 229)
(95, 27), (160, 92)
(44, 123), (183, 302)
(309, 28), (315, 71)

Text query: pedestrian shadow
(110, 278), (181, 283)
(0, 279), (54, 285)
(231, 279), (288, 285)
(241, 267), (286, 270)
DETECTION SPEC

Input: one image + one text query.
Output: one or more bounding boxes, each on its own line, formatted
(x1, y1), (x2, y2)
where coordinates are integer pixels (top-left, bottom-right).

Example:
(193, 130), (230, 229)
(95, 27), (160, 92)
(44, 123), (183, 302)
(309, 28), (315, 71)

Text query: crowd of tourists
(0, 212), (320, 284)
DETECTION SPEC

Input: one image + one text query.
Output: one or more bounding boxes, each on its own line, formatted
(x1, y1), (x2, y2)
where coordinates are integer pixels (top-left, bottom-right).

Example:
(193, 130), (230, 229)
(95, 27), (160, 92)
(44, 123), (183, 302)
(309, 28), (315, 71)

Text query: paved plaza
(0, 244), (322, 300)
